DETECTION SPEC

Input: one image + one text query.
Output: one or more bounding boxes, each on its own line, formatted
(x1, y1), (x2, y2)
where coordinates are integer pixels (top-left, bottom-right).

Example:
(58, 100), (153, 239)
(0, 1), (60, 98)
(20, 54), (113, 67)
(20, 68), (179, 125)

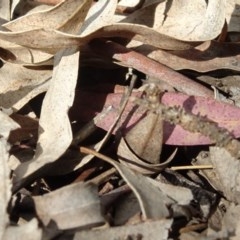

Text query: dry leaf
(0, 38), (53, 64)
(209, 147), (240, 204)
(3, 219), (42, 240)
(1, 0), (92, 64)
(124, 111), (163, 164)
(133, 41), (240, 72)
(158, 0), (225, 41)
(226, 0), (240, 32)
(13, 0), (93, 192)
(13, 48), (79, 191)
(118, 76), (163, 166)
(0, 61), (51, 110)
(120, 0), (225, 41)
(80, 0), (118, 36)
(33, 182), (105, 230)
(0, 111), (19, 238)
(0, 23), (199, 56)
(0, 0), (11, 21)
(72, 219), (173, 240)
(81, 147), (171, 220)
(3, 0), (91, 32)
(221, 204), (240, 240)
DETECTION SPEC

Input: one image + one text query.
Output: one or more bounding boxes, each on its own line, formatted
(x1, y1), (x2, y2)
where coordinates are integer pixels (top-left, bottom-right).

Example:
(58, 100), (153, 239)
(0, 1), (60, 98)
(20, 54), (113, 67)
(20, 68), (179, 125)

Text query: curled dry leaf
(33, 182), (105, 230)
(133, 40), (240, 72)
(2, 0), (92, 64)
(0, 23), (200, 56)
(3, 0), (91, 32)
(13, 48), (79, 192)
(0, 39), (53, 64)
(87, 40), (213, 98)
(121, 0), (225, 41)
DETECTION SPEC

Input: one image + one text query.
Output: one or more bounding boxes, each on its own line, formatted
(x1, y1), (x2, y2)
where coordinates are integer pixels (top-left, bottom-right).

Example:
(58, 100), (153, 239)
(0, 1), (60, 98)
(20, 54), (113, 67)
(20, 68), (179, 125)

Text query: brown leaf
(33, 182), (105, 230)
(124, 112), (163, 164)
(9, 113), (38, 144)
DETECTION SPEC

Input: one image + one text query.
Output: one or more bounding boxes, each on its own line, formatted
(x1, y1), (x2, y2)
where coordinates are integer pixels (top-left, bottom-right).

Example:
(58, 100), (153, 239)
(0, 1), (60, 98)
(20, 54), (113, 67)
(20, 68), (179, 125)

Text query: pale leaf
(13, 48), (79, 190)
(225, 0), (240, 32)
(0, 38), (53, 64)
(0, 111), (19, 239)
(123, 0), (225, 41)
(0, 61), (51, 110)
(3, 219), (42, 240)
(72, 219), (173, 240)
(80, 0), (118, 36)
(3, 0), (92, 32)
(0, 23), (199, 55)
(33, 182), (105, 230)
(2, 0), (92, 64)
(0, 0), (11, 21)
(222, 204), (240, 240)
(159, 0), (225, 41)
(209, 147), (240, 204)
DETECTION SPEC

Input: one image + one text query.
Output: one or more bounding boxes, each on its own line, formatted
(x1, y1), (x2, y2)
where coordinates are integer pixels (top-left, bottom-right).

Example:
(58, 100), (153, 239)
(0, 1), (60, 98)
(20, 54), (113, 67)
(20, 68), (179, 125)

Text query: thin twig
(89, 168), (117, 185)
(170, 165), (213, 171)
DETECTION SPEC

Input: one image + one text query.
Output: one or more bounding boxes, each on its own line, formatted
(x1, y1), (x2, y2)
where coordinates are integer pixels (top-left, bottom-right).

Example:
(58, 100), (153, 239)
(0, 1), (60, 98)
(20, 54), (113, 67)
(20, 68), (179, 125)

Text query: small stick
(89, 168), (117, 185)
(170, 165), (213, 171)
(89, 40), (213, 98)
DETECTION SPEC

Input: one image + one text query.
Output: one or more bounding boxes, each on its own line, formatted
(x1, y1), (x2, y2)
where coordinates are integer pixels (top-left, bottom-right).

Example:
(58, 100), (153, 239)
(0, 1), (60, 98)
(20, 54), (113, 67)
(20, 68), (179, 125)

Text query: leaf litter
(1, 0), (240, 239)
